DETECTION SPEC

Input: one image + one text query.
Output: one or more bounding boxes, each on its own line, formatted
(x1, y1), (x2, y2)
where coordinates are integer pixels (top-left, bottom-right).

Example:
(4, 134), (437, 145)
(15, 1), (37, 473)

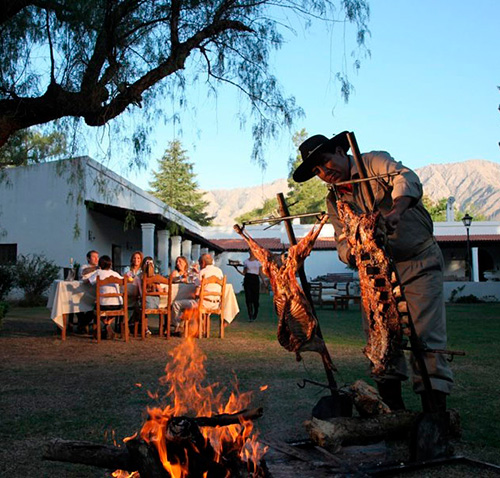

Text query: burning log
(305, 409), (461, 453)
(44, 409), (267, 477)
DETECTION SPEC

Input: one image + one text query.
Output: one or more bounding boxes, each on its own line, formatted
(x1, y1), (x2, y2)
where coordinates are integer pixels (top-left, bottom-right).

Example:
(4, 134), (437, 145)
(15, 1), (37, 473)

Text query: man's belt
(203, 298), (220, 304)
(393, 237), (436, 263)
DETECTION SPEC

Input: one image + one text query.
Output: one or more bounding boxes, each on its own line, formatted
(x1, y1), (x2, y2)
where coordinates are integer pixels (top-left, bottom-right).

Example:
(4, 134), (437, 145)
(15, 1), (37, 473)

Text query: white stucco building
(0, 157), (222, 275)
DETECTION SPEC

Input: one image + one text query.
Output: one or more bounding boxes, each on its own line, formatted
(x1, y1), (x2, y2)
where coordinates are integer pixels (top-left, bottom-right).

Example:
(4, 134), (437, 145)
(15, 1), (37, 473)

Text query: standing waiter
(236, 250), (264, 322)
(292, 131), (453, 412)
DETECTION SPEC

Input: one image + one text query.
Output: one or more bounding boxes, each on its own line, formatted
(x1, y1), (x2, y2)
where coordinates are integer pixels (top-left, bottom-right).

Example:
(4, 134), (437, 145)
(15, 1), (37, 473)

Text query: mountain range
(203, 159), (500, 226)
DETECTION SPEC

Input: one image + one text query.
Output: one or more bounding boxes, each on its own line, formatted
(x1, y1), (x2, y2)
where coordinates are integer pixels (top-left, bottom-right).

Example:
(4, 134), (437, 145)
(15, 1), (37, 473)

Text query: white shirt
(88, 269), (123, 306)
(244, 258), (261, 276)
(199, 264), (224, 307)
(79, 263), (98, 280)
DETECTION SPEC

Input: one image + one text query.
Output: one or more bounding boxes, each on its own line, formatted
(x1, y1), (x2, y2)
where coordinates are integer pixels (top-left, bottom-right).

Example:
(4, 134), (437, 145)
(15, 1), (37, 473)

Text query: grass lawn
(0, 294), (499, 477)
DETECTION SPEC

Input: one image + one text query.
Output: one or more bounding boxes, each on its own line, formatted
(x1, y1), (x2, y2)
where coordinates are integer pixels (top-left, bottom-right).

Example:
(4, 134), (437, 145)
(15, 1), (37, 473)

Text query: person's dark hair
(141, 256), (155, 277)
(98, 255), (112, 270)
(86, 250), (98, 260)
(130, 251), (144, 268)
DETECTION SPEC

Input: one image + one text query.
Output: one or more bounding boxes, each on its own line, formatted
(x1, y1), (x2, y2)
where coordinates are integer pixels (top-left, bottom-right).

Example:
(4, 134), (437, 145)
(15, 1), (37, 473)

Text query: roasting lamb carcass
(337, 201), (409, 375)
(233, 215), (330, 361)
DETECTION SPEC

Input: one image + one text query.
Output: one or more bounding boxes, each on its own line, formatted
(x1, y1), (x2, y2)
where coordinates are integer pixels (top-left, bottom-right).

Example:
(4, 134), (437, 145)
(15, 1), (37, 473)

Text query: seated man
(171, 253), (223, 334)
(75, 249), (99, 332)
(79, 250), (99, 280)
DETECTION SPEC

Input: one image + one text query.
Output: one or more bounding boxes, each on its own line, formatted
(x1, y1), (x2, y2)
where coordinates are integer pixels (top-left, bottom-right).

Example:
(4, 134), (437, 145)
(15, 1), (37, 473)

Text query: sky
(105, 0), (500, 192)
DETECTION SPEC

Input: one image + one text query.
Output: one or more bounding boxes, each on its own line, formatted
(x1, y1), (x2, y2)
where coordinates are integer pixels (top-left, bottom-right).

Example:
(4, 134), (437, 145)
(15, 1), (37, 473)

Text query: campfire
(45, 324), (269, 477)
(116, 335), (268, 477)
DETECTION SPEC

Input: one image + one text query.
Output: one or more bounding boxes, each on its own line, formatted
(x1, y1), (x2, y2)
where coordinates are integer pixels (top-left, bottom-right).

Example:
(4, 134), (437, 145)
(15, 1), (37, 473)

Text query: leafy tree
(422, 196), (448, 222)
(454, 203), (487, 222)
(0, 127), (67, 168)
(235, 197), (279, 224)
(150, 139), (213, 226)
(423, 195), (487, 222)
(0, 1), (370, 166)
(285, 129), (329, 223)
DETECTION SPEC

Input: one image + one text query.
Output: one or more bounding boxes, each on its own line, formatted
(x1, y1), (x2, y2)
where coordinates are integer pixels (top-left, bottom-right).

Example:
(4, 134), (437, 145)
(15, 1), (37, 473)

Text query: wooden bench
(333, 295), (361, 310)
(309, 282), (342, 308)
(310, 276), (361, 310)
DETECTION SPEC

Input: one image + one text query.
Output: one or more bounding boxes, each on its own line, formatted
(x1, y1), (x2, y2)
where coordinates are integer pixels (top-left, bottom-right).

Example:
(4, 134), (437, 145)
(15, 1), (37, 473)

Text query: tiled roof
(211, 234), (500, 251)
(211, 237), (338, 251)
(435, 234), (500, 242)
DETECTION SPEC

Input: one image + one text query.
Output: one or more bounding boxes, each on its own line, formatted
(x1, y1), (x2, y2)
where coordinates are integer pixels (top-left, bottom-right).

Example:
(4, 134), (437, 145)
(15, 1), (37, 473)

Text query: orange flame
(115, 336), (267, 477)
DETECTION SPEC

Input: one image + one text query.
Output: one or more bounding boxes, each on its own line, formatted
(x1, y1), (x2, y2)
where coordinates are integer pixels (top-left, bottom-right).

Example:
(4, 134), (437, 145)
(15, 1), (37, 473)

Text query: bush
(0, 265), (15, 300)
(454, 294), (484, 304)
(0, 300), (9, 330)
(16, 254), (60, 306)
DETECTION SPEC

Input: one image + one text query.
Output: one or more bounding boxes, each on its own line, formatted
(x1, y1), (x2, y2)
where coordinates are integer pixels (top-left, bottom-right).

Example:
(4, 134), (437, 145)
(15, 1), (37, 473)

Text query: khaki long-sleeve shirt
(327, 151), (434, 263)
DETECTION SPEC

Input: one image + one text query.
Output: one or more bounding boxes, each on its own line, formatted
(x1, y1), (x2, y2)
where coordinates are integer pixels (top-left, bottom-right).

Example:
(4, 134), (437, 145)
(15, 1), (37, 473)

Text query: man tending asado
(292, 131), (453, 413)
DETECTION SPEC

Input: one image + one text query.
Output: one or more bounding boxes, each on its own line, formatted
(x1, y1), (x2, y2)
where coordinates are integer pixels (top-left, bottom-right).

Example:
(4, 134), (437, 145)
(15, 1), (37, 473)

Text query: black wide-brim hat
(292, 131), (350, 183)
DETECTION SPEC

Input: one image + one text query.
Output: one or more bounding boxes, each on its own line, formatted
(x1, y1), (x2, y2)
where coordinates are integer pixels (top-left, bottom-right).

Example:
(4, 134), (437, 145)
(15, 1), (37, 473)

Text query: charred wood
(305, 410), (461, 453)
(44, 408), (266, 477)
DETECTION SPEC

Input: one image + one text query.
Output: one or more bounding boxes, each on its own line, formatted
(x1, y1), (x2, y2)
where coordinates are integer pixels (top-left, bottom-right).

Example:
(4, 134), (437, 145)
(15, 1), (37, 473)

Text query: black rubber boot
(420, 390), (447, 413)
(377, 379), (406, 411)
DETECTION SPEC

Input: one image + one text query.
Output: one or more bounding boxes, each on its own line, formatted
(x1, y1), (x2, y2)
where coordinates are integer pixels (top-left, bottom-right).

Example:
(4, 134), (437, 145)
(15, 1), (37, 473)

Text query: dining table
(47, 278), (240, 339)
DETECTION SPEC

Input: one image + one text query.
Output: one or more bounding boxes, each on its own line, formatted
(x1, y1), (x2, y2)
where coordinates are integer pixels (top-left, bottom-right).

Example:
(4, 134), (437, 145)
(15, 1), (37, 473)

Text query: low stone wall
(444, 281), (500, 302)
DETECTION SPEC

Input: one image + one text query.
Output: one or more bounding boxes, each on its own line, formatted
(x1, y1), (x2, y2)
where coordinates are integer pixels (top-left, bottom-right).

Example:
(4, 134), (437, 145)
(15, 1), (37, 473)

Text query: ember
(112, 336), (268, 477)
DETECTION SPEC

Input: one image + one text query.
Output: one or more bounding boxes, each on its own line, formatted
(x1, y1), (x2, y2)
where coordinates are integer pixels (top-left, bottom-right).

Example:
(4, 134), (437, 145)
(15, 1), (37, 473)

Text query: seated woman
(124, 251), (143, 301)
(135, 256), (162, 335)
(124, 251), (143, 279)
(170, 256), (189, 283)
(88, 255), (123, 339)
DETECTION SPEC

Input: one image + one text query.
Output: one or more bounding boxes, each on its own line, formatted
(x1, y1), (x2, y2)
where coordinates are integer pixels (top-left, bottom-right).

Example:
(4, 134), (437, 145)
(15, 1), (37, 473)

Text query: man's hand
(383, 196), (412, 235)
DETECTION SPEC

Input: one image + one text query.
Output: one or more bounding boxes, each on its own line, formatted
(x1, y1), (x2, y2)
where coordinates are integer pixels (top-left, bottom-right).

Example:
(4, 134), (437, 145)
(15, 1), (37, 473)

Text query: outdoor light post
(462, 213), (473, 281)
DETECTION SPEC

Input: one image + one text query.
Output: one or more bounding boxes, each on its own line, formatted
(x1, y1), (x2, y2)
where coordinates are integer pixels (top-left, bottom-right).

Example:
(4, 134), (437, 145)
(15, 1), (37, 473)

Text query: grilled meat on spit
(337, 201), (409, 375)
(233, 215), (330, 361)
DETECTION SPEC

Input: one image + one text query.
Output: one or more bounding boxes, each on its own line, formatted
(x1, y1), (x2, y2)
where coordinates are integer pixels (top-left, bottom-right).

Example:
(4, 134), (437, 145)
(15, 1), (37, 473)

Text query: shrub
(0, 300), (9, 330)
(454, 294), (484, 304)
(0, 265), (15, 300)
(16, 254), (60, 306)
(449, 285), (466, 303)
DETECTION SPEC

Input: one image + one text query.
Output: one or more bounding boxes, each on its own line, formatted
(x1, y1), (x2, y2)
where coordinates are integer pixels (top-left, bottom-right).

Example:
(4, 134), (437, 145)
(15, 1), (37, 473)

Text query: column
(157, 229), (170, 275)
(472, 246), (479, 282)
(170, 236), (182, 270)
(141, 223), (155, 259)
(191, 243), (201, 264)
(200, 247), (209, 257)
(181, 239), (192, 262)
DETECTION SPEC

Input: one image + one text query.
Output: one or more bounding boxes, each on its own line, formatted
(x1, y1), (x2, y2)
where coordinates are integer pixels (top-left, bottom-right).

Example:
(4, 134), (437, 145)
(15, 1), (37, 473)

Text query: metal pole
(346, 131), (374, 211)
(275, 193), (339, 393)
(466, 227), (471, 281)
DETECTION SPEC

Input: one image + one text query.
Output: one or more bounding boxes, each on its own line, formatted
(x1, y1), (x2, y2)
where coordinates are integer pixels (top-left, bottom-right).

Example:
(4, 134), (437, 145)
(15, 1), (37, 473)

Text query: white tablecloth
(47, 281), (240, 328)
(47, 280), (96, 328)
(222, 284), (239, 324)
